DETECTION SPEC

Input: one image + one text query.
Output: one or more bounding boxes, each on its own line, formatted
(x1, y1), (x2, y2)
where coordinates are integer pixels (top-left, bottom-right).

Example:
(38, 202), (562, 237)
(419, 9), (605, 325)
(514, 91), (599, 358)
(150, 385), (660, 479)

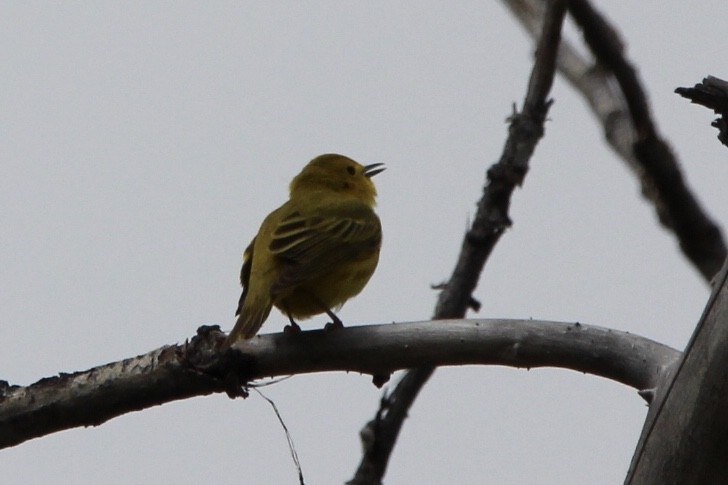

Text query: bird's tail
(224, 296), (272, 347)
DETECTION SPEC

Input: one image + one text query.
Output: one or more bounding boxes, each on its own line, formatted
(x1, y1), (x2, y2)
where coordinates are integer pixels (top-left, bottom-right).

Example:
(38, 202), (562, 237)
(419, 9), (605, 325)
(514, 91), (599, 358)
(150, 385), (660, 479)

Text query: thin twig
(253, 388), (305, 485)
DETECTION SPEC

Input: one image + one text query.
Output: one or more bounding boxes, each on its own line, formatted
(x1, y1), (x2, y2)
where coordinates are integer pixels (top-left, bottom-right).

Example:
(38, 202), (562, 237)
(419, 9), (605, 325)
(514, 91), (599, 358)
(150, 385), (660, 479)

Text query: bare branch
(0, 330), (223, 450)
(503, 0), (637, 164)
(0, 320), (679, 451)
(505, 0), (727, 281)
(676, 75), (728, 148)
(568, 0), (726, 280)
(349, 3), (567, 483)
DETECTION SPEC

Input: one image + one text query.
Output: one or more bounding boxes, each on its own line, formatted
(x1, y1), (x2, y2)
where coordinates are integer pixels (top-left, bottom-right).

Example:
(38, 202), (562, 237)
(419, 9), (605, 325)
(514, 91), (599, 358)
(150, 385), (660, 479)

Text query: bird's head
(289, 154), (385, 207)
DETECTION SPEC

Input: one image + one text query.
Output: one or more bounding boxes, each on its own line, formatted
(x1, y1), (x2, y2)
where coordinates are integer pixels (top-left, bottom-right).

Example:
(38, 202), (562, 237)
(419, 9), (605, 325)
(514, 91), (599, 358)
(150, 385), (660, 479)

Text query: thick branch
(626, 260), (728, 483)
(0, 337), (224, 450)
(349, 3), (566, 483)
(0, 320), (679, 450)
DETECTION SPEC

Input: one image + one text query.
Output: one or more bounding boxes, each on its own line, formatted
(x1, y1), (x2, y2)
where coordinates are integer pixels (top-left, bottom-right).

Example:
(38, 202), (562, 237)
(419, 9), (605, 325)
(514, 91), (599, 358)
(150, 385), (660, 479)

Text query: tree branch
(505, 0), (727, 281)
(348, 3), (567, 483)
(676, 75), (728, 148)
(568, 0), (726, 281)
(0, 320), (678, 450)
(626, 258), (728, 483)
(503, 0), (637, 168)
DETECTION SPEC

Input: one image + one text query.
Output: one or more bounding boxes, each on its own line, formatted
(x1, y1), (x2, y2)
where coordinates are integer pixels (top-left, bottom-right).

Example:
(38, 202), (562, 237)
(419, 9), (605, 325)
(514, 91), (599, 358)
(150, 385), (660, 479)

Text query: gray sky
(1, 2), (726, 484)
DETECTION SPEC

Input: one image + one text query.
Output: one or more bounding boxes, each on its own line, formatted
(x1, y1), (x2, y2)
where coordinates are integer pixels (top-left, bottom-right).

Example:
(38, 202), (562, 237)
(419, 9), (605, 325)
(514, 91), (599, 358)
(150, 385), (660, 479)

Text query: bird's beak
(364, 163), (386, 178)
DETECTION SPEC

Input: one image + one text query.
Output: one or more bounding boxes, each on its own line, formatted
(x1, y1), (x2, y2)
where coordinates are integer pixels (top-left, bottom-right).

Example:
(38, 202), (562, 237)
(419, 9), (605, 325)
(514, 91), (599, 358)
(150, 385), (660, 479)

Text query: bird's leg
(283, 311), (302, 335)
(323, 308), (343, 332)
(299, 291), (345, 332)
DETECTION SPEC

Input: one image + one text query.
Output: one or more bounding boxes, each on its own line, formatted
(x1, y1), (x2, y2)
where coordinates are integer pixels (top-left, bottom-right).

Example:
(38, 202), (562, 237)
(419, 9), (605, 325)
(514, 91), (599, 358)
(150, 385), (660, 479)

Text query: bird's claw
(324, 320), (344, 332)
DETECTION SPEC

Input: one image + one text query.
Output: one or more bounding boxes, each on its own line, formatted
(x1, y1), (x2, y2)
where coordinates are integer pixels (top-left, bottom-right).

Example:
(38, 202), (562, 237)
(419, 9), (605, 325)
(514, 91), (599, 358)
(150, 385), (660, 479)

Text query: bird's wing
(268, 204), (381, 295)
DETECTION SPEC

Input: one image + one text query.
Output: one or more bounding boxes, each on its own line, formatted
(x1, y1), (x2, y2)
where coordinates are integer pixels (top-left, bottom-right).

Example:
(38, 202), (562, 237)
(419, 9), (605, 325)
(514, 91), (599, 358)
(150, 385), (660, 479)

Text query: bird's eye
(346, 166), (356, 175)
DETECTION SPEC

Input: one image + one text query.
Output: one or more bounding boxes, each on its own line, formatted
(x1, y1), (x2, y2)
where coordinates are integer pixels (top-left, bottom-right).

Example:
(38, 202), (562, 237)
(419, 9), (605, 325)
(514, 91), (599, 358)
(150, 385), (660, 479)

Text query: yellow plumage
(225, 153), (384, 344)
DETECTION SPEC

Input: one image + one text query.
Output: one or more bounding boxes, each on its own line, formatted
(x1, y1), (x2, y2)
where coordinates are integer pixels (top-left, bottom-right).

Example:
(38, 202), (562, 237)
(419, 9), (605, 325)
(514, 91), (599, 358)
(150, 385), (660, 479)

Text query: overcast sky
(2, 2), (727, 484)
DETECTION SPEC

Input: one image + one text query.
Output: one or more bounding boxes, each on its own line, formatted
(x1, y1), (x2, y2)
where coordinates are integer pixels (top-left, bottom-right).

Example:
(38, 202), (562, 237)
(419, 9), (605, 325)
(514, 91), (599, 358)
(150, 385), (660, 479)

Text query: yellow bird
(225, 153), (384, 344)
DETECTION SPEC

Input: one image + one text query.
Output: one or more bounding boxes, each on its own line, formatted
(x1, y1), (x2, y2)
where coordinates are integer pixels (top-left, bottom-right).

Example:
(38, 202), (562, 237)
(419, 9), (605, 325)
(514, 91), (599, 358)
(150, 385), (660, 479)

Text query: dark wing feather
(235, 237), (255, 316)
(268, 205), (381, 296)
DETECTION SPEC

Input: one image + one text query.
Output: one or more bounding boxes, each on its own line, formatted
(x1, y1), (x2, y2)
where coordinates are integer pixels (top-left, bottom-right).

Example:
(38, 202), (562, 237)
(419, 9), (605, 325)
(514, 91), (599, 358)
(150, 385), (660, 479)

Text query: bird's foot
(323, 309), (344, 333)
(324, 320), (344, 332)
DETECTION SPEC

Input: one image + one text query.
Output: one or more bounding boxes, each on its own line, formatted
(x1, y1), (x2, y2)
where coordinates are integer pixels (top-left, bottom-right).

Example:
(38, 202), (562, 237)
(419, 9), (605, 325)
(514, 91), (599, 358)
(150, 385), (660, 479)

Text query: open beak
(364, 163), (386, 178)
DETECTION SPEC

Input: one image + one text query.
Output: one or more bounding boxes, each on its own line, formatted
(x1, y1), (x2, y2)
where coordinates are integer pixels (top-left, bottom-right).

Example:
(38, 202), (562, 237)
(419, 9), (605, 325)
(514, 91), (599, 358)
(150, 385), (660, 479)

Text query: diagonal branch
(503, 0), (637, 164)
(568, 0), (726, 281)
(505, 0), (726, 281)
(348, 2), (567, 483)
(0, 320), (679, 450)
